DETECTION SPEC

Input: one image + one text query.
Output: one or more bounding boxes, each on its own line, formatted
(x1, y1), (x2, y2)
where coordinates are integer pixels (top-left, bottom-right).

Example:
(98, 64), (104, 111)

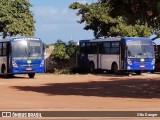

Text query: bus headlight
(40, 60), (44, 67)
(151, 59), (155, 65)
(127, 66), (131, 70)
(127, 59), (132, 65)
(153, 66), (155, 69)
(12, 60), (18, 67)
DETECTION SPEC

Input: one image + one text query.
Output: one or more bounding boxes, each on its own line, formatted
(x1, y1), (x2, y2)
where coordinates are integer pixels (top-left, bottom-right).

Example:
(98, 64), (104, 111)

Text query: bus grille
(20, 64), (39, 67)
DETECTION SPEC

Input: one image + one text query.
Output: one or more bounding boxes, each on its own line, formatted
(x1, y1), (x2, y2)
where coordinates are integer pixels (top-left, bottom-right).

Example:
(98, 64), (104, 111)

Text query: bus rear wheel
(28, 73), (35, 78)
(111, 63), (118, 74)
(2, 66), (7, 77)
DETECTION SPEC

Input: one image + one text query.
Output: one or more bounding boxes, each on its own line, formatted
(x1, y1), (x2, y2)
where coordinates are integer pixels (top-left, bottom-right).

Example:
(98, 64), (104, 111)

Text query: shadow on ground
(12, 78), (160, 99)
(0, 75), (29, 79)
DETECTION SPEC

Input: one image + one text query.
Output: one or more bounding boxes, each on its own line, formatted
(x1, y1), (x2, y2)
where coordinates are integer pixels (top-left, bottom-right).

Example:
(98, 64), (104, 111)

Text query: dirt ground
(0, 73), (160, 119)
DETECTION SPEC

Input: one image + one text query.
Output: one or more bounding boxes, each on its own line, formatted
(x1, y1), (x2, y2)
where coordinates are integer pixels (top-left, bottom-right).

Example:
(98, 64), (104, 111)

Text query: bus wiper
(137, 48), (142, 58)
(28, 52), (31, 57)
(20, 47), (28, 63)
(25, 47), (30, 58)
(143, 48), (149, 58)
(138, 52), (142, 55)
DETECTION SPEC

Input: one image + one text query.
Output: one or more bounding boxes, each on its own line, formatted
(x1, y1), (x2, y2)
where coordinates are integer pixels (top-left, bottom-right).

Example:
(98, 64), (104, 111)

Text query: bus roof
(90, 38), (121, 42)
(79, 37), (152, 43)
(122, 37), (151, 41)
(79, 39), (90, 43)
(0, 36), (41, 42)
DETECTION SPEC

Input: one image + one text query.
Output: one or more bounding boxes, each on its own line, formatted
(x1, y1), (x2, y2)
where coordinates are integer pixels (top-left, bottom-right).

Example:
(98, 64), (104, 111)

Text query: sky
(29, 0), (97, 44)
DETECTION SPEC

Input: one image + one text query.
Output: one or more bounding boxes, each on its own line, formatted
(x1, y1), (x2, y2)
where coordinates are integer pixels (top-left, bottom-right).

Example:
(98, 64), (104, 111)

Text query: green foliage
(51, 39), (76, 61)
(70, 2), (113, 38)
(69, 0), (160, 37)
(52, 40), (76, 61)
(109, 17), (151, 37)
(0, 0), (35, 38)
(53, 68), (70, 74)
(52, 40), (68, 60)
(50, 39), (77, 74)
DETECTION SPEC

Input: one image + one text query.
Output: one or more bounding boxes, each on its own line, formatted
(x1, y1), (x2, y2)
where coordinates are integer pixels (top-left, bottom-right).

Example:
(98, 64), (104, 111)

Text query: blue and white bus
(0, 36), (44, 78)
(78, 37), (155, 74)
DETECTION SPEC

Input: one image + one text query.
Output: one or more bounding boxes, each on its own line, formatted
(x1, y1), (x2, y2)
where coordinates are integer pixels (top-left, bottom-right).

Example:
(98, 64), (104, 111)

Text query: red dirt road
(0, 73), (160, 119)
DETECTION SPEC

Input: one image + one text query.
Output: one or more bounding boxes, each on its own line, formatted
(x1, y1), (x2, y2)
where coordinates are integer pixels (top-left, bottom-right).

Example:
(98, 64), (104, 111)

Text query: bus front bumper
(11, 67), (44, 74)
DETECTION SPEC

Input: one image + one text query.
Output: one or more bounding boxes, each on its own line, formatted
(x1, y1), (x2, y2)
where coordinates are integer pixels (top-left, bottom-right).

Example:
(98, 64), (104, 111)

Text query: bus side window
(80, 43), (85, 54)
(98, 43), (103, 54)
(3, 43), (7, 56)
(86, 43), (91, 54)
(7, 43), (11, 56)
(91, 43), (97, 54)
(102, 42), (110, 54)
(111, 42), (120, 54)
(0, 43), (2, 56)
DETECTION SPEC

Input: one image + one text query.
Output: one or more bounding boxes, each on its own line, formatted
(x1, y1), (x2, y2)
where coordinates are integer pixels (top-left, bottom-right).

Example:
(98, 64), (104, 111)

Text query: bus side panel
(100, 54), (120, 70)
(88, 54), (98, 69)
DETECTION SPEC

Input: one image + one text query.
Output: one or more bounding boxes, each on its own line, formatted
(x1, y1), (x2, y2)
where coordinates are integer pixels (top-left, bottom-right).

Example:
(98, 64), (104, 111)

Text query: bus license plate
(26, 68), (32, 71)
(140, 65), (145, 68)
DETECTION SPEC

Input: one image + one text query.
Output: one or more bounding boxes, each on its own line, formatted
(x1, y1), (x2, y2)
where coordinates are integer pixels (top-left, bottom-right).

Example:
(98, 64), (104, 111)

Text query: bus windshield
(12, 40), (43, 59)
(127, 40), (154, 58)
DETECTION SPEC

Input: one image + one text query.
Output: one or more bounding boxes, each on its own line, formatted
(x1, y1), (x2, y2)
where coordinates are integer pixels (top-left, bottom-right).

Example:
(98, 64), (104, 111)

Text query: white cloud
(33, 6), (82, 35)
(32, 5), (93, 43)
(76, 0), (87, 4)
(38, 24), (60, 31)
(33, 6), (78, 24)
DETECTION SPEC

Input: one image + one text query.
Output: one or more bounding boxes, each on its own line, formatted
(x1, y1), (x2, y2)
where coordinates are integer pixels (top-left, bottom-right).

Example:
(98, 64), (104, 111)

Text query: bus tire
(135, 71), (142, 75)
(89, 62), (95, 73)
(9, 74), (15, 78)
(150, 70), (155, 74)
(111, 63), (118, 74)
(2, 65), (7, 77)
(28, 73), (35, 78)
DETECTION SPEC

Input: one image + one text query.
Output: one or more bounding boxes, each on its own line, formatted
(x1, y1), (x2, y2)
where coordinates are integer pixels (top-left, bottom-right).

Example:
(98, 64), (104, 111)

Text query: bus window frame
(0, 43), (2, 56)
(101, 41), (120, 54)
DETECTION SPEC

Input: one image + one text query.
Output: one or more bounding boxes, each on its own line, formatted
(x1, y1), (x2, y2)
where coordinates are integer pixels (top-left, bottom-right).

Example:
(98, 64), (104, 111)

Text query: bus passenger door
(99, 42), (113, 70)
(120, 42), (126, 70)
(96, 43), (101, 69)
(7, 43), (11, 73)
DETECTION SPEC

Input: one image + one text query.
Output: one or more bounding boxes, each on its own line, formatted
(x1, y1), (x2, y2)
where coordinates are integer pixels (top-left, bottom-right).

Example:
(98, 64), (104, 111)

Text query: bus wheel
(2, 66), (7, 77)
(111, 63), (118, 74)
(89, 62), (95, 73)
(28, 73), (35, 78)
(150, 70), (155, 74)
(9, 74), (14, 78)
(135, 71), (142, 75)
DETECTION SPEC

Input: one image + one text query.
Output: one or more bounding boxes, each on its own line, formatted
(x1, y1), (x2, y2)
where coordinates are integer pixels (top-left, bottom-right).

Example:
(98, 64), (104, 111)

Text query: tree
(50, 40), (77, 73)
(51, 40), (76, 61)
(69, 0), (160, 38)
(51, 40), (69, 61)
(0, 0), (35, 38)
